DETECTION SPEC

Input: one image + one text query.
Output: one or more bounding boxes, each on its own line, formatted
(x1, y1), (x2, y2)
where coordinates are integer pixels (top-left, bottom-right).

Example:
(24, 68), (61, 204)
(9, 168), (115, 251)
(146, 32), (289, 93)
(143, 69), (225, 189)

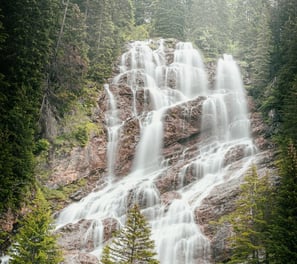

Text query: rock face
(47, 136), (107, 188)
(52, 39), (276, 263)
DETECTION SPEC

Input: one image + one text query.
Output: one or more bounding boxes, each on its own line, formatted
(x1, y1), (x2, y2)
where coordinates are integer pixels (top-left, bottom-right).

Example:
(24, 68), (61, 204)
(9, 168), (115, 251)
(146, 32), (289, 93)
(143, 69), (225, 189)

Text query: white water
(55, 40), (256, 263)
(105, 84), (121, 184)
(0, 255), (10, 264)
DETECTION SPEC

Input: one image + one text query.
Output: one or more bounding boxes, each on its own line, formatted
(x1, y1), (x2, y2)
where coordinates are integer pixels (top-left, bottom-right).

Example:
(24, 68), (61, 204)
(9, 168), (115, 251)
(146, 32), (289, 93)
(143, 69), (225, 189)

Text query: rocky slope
(47, 39), (277, 263)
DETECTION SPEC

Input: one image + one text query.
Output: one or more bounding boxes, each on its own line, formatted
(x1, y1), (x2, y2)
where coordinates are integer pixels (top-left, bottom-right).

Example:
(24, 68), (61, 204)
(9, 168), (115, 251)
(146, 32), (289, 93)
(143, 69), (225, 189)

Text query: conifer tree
(152, 0), (186, 40)
(0, 0), (58, 212)
(226, 166), (272, 264)
(9, 188), (63, 264)
(100, 204), (159, 264)
(268, 142), (297, 263)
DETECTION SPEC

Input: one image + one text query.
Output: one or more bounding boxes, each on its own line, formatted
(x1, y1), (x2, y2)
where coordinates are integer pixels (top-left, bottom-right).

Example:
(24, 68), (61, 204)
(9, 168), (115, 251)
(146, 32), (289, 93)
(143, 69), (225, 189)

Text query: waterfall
(105, 84), (121, 184)
(0, 255), (10, 264)
(55, 40), (256, 263)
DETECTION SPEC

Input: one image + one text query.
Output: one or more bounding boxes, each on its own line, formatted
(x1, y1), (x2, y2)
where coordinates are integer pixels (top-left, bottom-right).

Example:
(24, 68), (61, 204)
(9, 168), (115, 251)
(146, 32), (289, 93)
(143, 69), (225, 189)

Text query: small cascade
(105, 84), (121, 184)
(167, 42), (208, 98)
(55, 40), (256, 264)
(132, 110), (165, 174)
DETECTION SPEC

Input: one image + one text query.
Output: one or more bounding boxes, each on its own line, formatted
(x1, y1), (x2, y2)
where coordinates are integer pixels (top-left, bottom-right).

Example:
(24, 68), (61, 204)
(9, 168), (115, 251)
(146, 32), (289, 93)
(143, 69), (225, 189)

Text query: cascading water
(0, 255), (10, 264)
(55, 40), (256, 263)
(105, 84), (121, 184)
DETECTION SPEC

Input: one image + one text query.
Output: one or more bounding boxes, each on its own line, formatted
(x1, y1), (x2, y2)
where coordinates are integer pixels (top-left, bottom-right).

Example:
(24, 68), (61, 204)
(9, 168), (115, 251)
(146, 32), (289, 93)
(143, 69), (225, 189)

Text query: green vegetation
(42, 177), (87, 210)
(217, 150), (297, 263)
(101, 204), (159, 264)
(9, 188), (63, 264)
(267, 143), (297, 263)
(218, 166), (272, 263)
(1, 0), (297, 262)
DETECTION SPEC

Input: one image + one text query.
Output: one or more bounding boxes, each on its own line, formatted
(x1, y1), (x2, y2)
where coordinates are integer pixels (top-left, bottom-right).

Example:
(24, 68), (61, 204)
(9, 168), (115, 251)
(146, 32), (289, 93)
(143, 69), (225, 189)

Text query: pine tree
(187, 0), (230, 57)
(226, 166), (272, 264)
(100, 204), (159, 264)
(85, 0), (117, 83)
(0, 0), (58, 212)
(268, 142), (297, 263)
(152, 0), (186, 40)
(9, 188), (63, 264)
(132, 0), (154, 26)
(250, 3), (273, 102)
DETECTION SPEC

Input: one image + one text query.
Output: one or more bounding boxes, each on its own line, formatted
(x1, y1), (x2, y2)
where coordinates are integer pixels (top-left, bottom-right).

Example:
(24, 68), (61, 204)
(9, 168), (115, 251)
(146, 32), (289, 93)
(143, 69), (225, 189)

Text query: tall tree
(9, 188), (63, 264)
(100, 204), (159, 264)
(0, 0), (58, 212)
(268, 143), (297, 263)
(224, 166), (272, 264)
(85, 0), (117, 83)
(249, 2), (273, 103)
(152, 0), (186, 40)
(187, 0), (231, 57)
(45, 1), (89, 118)
(132, 0), (154, 25)
(267, 0), (297, 143)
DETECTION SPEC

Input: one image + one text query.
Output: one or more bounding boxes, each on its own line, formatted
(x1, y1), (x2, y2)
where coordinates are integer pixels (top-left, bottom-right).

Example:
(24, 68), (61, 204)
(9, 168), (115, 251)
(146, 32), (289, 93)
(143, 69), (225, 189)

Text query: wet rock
(114, 117), (141, 176)
(163, 97), (206, 147)
(57, 219), (95, 252)
(223, 144), (247, 167)
(70, 190), (84, 201)
(57, 217), (118, 256)
(161, 191), (182, 206)
(102, 218), (119, 241)
(195, 176), (241, 234)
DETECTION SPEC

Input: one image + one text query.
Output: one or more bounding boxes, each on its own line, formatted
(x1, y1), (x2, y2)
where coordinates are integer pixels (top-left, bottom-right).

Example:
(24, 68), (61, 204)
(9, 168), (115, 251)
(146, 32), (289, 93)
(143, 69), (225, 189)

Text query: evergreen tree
(250, 3), (273, 103)
(85, 0), (117, 83)
(267, 0), (297, 143)
(187, 0), (231, 57)
(9, 188), (63, 264)
(44, 0), (89, 120)
(100, 204), (159, 264)
(268, 143), (297, 263)
(152, 0), (186, 40)
(225, 166), (272, 264)
(132, 0), (154, 26)
(0, 0), (58, 212)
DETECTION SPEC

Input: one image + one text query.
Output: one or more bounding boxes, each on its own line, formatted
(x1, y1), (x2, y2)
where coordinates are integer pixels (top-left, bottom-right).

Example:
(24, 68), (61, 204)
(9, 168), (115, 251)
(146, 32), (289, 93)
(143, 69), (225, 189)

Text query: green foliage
(34, 139), (51, 155)
(132, 0), (154, 26)
(264, 0), (297, 143)
(152, 0), (186, 40)
(268, 142), (297, 263)
(282, 76), (297, 144)
(101, 204), (160, 264)
(42, 177), (87, 210)
(221, 166), (272, 263)
(186, 0), (231, 57)
(128, 24), (151, 41)
(9, 188), (63, 264)
(0, 0), (58, 213)
(73, 126), (88, 146)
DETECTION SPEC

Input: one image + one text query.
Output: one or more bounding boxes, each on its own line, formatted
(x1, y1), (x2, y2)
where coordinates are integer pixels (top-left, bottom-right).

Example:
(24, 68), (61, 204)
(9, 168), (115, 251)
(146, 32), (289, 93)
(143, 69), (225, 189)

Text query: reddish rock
(47, 136), (107, 188)
(57, 217), (118, 262)
(161, 191), (182, 206)
(114, 117), (141, 176)
(61, 252), (98, 264)
(163, 97), (206, 147)
(102, 218), (119, 241)
(223, 144), (247, 167)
